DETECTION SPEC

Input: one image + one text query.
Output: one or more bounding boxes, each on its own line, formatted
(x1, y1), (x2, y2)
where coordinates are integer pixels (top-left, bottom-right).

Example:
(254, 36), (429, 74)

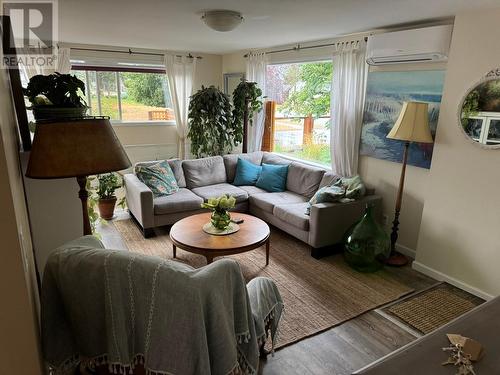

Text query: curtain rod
(68, 46), (203, 59)
(244, 36), (368, 58)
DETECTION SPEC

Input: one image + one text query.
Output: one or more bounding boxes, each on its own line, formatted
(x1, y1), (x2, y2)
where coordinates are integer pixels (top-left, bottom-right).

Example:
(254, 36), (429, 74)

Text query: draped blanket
(42, 236), (283, 375)
(306, 175), (366, 214)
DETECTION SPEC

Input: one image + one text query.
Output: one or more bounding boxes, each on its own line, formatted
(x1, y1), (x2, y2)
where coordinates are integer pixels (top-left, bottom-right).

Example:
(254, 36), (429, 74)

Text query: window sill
(111, 121), (176, 127)
(273, 152), (332, 170)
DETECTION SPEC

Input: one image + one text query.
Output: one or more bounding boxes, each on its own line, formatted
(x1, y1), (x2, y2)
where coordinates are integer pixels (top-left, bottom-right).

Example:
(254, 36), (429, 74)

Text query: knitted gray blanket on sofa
(42, 236), (283, 375)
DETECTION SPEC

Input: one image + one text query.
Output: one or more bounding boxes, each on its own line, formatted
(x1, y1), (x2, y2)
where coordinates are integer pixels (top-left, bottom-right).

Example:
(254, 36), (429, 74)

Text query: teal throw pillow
(233, 157), (262, 186)
(135, 160), (179, 196)
(256, 163), (289, 192)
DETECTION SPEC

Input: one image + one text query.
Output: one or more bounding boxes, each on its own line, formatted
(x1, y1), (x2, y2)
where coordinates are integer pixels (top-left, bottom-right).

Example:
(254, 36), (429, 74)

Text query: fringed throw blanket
(42, 236), (283, 375)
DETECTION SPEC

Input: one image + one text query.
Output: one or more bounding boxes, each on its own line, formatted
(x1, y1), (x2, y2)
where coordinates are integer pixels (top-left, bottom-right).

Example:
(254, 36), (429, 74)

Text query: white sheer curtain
(245, 52), (267, 152)
(164, 54), (196, 159)
(19, 47), (71, 79)
(330, 40), (368, 176)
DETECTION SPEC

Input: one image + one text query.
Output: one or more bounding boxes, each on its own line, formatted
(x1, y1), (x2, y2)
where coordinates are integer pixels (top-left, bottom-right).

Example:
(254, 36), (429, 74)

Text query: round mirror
(460, 71), (500, 148)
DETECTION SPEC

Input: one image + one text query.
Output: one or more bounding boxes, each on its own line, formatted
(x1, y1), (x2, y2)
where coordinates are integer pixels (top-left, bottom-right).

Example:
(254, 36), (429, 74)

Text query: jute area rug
(113, 219), (413, 349)
(383, 282), (484, 335)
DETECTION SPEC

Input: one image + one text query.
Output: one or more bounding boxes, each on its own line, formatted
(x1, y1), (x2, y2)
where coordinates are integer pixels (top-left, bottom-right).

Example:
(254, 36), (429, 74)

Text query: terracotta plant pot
(98, 197), (117, 220)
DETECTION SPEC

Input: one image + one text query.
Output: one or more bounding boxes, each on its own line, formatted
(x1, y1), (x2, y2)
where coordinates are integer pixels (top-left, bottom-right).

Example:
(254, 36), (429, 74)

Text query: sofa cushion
(223, 152), (264, 182)
(286, 162), (326, 199)
(182, 156), (226, 189)
(153, 188), (203, 215)
(167, 159), (187, 188)
(319, 171), (340, 189)
(134, 159), (186, 188)
(249, 191), (308, 213)
(238, 185), (268, 196)
(135, 160), (179, 196)
(256, 163), (289, 192)
(233, 158), (262, 186)
(191, 183), (249, 203)
(274, 203), (310, 231)
(262, 152), (293, 165)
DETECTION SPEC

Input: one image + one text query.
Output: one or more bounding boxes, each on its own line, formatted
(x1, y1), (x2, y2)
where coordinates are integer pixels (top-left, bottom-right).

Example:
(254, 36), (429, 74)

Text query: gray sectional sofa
(124, 151), (382, 257)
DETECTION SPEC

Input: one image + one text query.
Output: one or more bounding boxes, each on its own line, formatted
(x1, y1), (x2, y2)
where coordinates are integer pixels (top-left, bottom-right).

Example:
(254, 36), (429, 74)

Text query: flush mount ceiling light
(201, 10), (243, 32)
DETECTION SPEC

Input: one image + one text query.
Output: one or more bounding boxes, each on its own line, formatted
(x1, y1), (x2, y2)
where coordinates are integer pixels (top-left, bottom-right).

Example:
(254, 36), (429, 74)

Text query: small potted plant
(201, 194), (236, 230)
(97, 173), (122, 220)
(23, 72), (88, 121)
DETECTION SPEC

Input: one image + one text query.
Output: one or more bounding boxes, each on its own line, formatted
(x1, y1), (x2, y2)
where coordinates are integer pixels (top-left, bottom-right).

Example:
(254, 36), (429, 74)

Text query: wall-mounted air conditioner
(366, 25), (453, 65)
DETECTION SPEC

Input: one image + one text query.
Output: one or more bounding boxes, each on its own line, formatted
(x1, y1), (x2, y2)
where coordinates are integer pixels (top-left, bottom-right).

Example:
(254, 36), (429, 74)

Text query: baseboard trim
(412, 261), (494, 301)
(395, 243), (416, 259)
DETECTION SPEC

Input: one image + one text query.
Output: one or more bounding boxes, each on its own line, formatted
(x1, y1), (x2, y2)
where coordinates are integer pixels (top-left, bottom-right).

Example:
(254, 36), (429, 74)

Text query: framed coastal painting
(359, 70), (446, 169)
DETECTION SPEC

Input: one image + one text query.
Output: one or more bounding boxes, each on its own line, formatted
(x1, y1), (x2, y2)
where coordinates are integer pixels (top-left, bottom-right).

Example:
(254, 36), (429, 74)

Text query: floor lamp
(385, 102), (434, 266)
(26, 118), (131, 236)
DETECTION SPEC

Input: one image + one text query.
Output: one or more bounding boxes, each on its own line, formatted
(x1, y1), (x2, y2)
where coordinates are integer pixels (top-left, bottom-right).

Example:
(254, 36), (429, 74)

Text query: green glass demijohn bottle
(344, 204), (390, 272)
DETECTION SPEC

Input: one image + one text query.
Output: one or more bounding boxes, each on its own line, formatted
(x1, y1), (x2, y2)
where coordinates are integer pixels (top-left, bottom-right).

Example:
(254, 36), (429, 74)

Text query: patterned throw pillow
(135, 161), (179, 196)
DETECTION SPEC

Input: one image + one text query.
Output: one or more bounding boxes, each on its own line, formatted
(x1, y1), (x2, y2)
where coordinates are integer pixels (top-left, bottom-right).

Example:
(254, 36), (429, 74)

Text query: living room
(2, 1), (500, 374)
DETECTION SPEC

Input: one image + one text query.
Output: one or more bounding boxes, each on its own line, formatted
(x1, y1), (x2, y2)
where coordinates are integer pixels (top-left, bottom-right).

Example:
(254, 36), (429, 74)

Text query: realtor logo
(1, 0), (58, 69)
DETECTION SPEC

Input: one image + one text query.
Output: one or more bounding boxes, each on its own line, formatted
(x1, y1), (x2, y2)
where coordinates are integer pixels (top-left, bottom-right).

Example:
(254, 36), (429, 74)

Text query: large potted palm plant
(24, 72), (88, 121)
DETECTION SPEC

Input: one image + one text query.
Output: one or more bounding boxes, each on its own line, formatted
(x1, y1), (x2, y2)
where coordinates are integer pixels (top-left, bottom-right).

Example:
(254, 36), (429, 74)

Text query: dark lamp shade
(26, 118), (131, 179)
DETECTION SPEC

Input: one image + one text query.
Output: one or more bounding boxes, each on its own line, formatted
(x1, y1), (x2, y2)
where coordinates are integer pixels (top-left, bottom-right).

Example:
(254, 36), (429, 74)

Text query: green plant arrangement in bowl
(23, 72), (88, 121)
(96, 173), (123, 220)
(201, 194), (236, 231)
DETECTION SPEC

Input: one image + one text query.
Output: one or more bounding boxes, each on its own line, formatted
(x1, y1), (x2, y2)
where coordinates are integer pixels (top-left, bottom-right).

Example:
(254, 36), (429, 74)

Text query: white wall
(0, 48), (43, 373)
(222, 52), (246, 74)
(23, 164), (83, 274)
(414, 8), (500, 299)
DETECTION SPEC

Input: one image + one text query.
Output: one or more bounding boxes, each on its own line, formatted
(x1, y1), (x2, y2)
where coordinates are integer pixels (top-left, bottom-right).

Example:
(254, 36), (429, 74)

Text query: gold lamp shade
(387, 101), (434, 144)
(26, 118), (131, 178)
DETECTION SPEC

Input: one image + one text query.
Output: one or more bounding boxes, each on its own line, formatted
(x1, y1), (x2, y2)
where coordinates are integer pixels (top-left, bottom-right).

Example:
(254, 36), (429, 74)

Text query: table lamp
(26, 118), (131, 235)
(386, 102), (434, 266)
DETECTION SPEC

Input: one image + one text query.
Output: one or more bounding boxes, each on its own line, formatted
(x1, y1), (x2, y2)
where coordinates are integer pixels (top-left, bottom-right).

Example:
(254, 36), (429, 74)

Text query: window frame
(467, 111), (500, 145)
(71, 65), (176, 127)
(266, 59), (333, 166)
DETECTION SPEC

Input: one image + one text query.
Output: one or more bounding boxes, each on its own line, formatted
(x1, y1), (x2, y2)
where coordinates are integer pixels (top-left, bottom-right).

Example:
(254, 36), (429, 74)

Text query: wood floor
(98, 212), (437, 375)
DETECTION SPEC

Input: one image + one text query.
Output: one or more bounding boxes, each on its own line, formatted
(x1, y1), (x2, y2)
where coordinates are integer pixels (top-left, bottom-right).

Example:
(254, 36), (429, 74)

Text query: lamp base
(76, 176), (92, 236)
(385, 252), (409, 267)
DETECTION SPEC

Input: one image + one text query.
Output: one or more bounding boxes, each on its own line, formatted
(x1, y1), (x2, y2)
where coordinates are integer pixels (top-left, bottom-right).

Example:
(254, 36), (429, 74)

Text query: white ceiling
(59, 0), (499, 54)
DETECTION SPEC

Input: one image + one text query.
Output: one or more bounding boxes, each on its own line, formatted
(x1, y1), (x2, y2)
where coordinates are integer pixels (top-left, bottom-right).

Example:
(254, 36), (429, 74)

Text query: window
(464, 111), (500, 145)
(71, 68), (175, 123)
(266, 61), (332, 166)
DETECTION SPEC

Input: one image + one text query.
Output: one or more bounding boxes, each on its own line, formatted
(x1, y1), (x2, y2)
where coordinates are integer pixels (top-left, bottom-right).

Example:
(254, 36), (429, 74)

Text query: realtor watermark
(1, 0), (58, 69)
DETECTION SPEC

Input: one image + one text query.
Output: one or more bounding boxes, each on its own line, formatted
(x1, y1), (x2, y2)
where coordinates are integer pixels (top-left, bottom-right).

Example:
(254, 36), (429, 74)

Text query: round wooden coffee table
(169, 212), (270, 265)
